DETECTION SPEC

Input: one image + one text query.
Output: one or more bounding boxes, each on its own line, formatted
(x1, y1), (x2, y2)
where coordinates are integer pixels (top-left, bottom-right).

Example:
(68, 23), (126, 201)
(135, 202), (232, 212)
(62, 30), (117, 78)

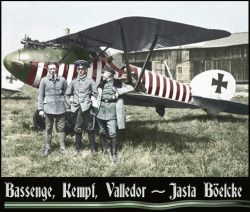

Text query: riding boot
(100, 134), (108, 154)
(110, 136), (117, 163)
(88, 131), (96, 153)
(74, 132), (82, 157)
(58, 132), (67, 155)
(42, 132), (52, 157)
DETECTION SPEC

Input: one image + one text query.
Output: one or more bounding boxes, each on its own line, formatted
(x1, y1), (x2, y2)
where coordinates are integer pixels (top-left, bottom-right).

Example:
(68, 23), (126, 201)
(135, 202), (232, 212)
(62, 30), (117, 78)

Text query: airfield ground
(1, 84), (248, 177)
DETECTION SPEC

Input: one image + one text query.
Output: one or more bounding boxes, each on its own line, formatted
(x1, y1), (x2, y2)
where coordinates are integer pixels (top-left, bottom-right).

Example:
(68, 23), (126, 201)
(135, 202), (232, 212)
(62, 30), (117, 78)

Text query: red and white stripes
(27, 58), (108, 88)
(26, 57), (191, 103)
(128, 64), (192, 103)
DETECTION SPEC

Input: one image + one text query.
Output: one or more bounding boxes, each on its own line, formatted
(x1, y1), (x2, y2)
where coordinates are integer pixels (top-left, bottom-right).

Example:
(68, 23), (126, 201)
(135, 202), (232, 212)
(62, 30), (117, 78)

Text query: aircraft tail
(190, 70), (248, 116)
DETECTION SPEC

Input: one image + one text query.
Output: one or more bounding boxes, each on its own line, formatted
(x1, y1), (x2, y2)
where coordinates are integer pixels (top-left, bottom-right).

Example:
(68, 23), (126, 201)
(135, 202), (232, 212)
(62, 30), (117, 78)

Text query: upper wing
(47, 16), (231, 52)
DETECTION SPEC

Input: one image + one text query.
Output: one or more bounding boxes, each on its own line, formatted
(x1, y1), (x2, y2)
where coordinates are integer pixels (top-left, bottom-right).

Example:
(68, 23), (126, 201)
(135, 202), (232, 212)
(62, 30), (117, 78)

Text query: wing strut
(119, 23), (133, 85)
(59, 34), (80, 63)
(89, 45), (111, 64)
(135, 33), (158, 90)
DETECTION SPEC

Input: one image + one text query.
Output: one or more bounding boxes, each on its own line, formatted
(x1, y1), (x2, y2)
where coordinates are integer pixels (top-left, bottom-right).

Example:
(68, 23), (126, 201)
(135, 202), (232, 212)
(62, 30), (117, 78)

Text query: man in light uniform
(65, 60), (98, 156)
(38, 62), (68, 157)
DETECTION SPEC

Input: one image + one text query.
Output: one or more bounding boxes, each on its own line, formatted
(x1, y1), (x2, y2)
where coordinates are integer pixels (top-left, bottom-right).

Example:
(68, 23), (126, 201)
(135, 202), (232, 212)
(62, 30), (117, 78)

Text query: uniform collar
(78, 75), (86, 81)
(47, 73), (58, 81)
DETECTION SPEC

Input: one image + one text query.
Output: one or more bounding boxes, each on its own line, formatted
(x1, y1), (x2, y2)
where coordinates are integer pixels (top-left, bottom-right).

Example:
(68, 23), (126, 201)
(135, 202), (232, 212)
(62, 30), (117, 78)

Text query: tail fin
(190, 70), (236, 100)
(190, 70), (240, 116)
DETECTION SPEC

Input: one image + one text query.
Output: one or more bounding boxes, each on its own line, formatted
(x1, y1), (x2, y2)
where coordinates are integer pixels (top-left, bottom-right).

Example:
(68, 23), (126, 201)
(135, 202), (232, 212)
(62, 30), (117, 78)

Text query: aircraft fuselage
(3, 47), (192, 105)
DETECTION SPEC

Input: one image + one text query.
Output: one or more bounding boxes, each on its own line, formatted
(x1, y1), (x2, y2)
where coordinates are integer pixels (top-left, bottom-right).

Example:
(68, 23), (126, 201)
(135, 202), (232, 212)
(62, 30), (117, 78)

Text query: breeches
(73, 107), (94, 133)
(45, 113), (66, 134)
(96, 118), (117, 137)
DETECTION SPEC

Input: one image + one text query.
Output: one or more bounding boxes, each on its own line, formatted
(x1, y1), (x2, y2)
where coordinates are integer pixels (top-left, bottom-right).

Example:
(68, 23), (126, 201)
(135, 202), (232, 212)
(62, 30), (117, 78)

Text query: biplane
(3, 16), (248, 133)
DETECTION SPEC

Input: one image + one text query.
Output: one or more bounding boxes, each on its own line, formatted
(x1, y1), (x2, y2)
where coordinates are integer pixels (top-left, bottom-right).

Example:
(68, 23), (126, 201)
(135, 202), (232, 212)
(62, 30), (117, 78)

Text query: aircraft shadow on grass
(116, 124), (207, 153)
(118, 115), (248, 152)
(163, 114), (248, 124)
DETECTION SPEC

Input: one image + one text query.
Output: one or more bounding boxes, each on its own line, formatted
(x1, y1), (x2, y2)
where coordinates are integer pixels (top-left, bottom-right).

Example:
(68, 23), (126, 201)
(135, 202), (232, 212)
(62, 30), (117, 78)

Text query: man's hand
(39, 111), (45, 117)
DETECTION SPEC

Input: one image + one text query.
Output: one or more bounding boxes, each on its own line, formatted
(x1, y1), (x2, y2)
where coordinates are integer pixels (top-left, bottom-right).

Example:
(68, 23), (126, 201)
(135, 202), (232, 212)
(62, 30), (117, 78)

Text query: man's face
(102, 70), (111, 80)
(48, 64), (57, 76)
(77, 68), (87, 77)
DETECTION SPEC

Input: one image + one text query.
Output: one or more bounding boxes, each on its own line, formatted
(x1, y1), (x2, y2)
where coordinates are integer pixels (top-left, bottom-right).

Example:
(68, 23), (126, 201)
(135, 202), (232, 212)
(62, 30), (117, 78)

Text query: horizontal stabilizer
(193, 96), (248, 116)
(1, 88), (27, 97)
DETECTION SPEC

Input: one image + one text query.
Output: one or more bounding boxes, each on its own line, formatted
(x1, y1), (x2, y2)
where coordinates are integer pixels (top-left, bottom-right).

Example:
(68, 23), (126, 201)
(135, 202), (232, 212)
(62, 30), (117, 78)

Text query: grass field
(1, 84), (248, 177)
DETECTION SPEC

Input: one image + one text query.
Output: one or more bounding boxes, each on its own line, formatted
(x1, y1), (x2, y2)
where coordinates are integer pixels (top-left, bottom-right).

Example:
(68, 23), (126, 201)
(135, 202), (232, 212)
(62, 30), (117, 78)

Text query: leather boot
(100, 134), (108, 154)
(58, 132), (67, 155)
(88, 131), (96, 153)
(74, 132), (82, 157)
(42, 131), (52, 157)
(110, 136), (117, 163)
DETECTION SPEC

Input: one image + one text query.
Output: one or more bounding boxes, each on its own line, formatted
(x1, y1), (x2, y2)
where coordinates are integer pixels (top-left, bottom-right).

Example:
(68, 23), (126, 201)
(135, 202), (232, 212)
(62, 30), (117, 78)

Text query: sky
(1, 1), (249, 65)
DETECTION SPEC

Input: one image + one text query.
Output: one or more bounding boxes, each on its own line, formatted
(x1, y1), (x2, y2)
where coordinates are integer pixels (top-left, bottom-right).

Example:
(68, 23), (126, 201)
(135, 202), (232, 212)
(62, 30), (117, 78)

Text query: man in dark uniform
(65, 60), (98, 156)
(38, 62), (68, 157)
(95, 66), (134, 163)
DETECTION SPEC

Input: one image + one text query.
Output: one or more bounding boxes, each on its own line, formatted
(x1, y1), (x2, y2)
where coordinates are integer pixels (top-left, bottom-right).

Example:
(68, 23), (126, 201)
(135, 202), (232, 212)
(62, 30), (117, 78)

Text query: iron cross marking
(6, 75), (17, 84)
(212, 73), (228, 94)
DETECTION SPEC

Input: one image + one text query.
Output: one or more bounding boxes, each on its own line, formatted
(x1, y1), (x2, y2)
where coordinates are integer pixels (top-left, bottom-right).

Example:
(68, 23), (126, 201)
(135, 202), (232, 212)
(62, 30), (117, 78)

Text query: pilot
(94, 66), (134, 163)
(38, 62), (68, 157)
(65, 60), (98, 156)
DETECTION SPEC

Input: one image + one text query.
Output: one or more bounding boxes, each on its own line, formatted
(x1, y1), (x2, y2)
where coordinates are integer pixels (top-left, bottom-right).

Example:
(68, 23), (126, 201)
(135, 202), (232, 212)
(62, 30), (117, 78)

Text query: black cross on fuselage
(6, 75), (17, 84)
(212, 73), (228, 94)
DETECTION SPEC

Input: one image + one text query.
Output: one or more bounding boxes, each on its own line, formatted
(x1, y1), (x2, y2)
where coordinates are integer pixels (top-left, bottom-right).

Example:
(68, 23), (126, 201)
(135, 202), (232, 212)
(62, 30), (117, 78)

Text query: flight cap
(103, 66), (116, 75)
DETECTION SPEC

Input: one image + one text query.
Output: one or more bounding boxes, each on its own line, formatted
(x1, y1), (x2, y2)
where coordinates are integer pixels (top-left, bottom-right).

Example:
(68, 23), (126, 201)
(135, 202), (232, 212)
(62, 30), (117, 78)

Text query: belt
(101, 98), (117, 103)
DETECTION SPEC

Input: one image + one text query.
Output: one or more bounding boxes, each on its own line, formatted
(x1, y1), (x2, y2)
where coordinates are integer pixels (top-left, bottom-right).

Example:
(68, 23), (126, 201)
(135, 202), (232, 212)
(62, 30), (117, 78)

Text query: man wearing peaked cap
(74, 60), (89, 69)
(65, 60), (98, 156)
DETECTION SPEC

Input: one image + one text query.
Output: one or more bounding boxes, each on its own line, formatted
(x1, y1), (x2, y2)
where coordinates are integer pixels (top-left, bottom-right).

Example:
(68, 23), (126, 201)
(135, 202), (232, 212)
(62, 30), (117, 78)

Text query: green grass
(1, 84), (248, 177)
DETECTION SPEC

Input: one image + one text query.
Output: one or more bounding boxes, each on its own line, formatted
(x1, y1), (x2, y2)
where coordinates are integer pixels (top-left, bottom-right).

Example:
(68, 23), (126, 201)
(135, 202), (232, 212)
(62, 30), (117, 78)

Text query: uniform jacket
(65, 76), (98, 113)
(95, 79), (134, 129)
(38, 75), (68, 115)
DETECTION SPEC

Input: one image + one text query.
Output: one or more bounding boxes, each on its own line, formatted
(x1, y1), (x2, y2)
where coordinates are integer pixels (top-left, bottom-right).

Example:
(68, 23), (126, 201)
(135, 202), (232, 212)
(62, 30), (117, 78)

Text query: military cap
(103, 66), (116, 75)
(74, 60), (89, 69)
